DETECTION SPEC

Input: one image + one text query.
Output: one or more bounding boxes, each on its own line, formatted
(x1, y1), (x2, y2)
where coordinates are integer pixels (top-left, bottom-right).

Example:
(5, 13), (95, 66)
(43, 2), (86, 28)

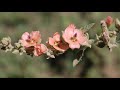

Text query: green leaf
(82, 23), (95, 32)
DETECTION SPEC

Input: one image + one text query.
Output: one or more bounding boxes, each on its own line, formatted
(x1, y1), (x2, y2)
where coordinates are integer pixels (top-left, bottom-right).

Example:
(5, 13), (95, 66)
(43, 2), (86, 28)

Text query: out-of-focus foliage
(0, 12), (120, 78)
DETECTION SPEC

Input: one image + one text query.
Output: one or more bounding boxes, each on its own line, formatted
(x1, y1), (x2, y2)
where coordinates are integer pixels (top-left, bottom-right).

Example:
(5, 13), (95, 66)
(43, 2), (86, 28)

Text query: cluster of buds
(95, 16), (120, 52)
(0, 37), (13, 52)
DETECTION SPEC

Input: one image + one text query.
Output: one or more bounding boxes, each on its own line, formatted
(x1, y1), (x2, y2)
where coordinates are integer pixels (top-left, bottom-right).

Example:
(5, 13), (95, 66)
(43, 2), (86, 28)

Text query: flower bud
(105, 16), (113, 27)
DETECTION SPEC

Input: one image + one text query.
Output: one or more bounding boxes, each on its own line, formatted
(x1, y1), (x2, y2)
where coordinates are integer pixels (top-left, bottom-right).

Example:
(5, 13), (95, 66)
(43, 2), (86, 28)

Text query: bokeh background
(0, 12), (120, 78)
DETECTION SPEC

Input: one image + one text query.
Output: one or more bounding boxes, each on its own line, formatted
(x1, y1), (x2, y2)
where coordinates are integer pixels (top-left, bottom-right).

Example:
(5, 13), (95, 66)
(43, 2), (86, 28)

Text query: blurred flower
(62, 24), (88, 49)
(48, 32), (69, 52)
(20, 31), (41, 47)
(34, 44), (47, 56)
(105, 16), (113, 27)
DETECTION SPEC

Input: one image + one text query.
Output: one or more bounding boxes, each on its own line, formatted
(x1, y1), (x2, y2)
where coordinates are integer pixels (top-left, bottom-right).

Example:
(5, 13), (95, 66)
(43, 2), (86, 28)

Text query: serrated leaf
(73, 59), (79, 67)
(82, 23), (95, 32)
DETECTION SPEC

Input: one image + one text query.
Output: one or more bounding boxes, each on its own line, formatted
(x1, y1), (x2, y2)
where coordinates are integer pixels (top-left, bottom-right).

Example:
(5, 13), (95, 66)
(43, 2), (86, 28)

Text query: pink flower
(62, 24), (87, 49)
(48, 32), (69, 52)
(105, 16), (113, 27)
(20, 31), (41, 47)
(34, 44), (47, 56)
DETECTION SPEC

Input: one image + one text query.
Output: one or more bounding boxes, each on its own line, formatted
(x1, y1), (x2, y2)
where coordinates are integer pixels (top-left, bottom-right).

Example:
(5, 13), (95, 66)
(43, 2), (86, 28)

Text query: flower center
(71, 33), (77, 42)
(27, 39), (36, 44)
(71, 37), (77, 42)
(54, 41), (60, 46)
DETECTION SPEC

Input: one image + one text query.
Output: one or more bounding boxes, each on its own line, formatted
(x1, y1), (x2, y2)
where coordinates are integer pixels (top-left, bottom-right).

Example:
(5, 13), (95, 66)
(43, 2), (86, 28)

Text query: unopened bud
(100, 20), (109, 32)
(105, 16), (113, 27)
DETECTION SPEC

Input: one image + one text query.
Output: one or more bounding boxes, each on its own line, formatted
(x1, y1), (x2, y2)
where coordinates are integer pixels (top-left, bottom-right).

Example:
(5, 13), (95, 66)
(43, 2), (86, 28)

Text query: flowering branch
(0, 16), (120, 67)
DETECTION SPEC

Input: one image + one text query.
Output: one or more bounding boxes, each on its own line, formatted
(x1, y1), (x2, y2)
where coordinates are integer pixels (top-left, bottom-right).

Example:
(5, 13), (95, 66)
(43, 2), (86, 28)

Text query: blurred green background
(0, 12), (120, 78)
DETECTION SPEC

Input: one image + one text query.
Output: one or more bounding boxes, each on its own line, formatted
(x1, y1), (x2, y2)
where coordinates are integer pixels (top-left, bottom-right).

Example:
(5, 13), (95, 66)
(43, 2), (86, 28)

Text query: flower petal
(65, 24), (75, 37)
(21, 32), (30, 41)
(40, 44), (47, 53)
(19, 40), (29, 47)
(53, 32), (60, 41)
(30, 31), (41, 43)
(69, 42), (80, 49)
(34, 44), (47, 56)
(53, 45), (65, 52)
(76, 30), (87, 44)
(62, 32), (71, 43)
(48, 37), (55, 46)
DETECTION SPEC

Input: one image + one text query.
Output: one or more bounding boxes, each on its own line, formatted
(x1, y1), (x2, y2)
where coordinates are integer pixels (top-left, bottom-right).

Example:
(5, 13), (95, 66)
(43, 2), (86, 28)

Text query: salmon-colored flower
(62, 24), (87, 49)
(48, 32), (69, 52)
(105, 16), (113, 27)
(34, 44), (47, 56)
(20, 31), (41, 47)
